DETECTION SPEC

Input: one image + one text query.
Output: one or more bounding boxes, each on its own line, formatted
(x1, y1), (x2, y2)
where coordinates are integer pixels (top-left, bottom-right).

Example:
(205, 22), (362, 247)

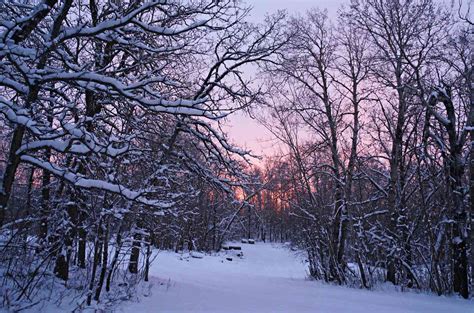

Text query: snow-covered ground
(120, 242), (473, 313)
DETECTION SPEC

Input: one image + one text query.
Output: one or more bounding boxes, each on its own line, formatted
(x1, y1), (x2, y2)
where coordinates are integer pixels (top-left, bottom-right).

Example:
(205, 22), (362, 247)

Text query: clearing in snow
(120, 243), (473, 313)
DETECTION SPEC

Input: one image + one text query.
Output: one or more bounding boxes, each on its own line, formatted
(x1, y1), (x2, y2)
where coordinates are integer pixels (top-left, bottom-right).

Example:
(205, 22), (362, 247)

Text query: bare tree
(0, 0), (286, 309)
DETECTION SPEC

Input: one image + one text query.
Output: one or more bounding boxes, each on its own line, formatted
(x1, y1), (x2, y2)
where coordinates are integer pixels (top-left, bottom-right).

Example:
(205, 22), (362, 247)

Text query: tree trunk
(106, 228), (123, 292)
(87, 221), (103, 305)
(144, 232), (153, 282)
(54, 253), (68, 281)
(0, 126), (26, 227)
(451, 158), (469, 299)
(128, 229), (142, 274)
(40, 157), (51, 240)
(77, 211), (87, 269)
(94, 221), (109, 302)
(470, 130), (474, 298)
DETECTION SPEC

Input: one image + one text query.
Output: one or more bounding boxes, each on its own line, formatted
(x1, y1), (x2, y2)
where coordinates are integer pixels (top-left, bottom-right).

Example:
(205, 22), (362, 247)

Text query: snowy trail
(120, 243), (473, 313)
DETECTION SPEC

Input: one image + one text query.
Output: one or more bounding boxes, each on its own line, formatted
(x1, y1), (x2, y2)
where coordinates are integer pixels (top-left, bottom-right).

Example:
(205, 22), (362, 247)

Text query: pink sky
(224, 0), (348, 160)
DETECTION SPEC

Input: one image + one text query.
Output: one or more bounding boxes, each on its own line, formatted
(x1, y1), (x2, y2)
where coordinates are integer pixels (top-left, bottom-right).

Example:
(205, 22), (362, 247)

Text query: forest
(0, 0), (473, 311)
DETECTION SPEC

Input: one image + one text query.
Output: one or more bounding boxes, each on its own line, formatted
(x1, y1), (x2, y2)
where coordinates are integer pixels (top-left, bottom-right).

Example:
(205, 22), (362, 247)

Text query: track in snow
(120, 242), (472, 313)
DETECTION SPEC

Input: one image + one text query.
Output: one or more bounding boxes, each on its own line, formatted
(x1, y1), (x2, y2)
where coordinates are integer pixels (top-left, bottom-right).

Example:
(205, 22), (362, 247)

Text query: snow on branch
(21, 154), (172, 210)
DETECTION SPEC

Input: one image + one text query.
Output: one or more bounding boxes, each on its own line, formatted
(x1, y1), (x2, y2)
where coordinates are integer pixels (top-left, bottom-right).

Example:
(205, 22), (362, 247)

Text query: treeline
(252, 0), (473, 299)
(0, 0), (283, 310)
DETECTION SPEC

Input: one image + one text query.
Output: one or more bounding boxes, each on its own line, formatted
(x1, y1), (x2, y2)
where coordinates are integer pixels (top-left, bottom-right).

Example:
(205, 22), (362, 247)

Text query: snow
(119, 243), (472, 313)
(190, 251), (204, 259)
